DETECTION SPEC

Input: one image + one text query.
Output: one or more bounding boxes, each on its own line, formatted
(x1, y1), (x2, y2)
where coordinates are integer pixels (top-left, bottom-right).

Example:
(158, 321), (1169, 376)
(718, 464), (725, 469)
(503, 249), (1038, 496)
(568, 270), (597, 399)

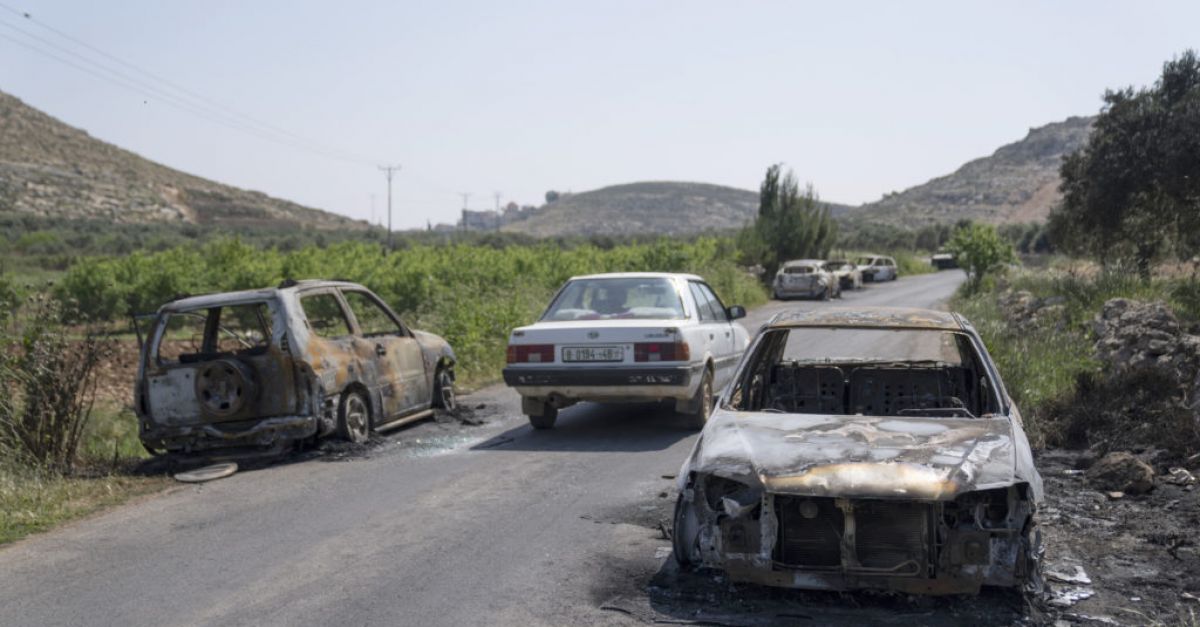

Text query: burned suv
(135, 280), (456, 454)
(672, 307), (1044, 595)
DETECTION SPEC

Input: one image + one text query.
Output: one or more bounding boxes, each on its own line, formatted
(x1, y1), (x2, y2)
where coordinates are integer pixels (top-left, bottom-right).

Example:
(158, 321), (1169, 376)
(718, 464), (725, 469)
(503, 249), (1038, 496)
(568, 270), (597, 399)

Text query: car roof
(568, 272), (703, 281)
(160, 279), (364, 312)
(766, 306), (964, 331)
(782, 259), (826, 266)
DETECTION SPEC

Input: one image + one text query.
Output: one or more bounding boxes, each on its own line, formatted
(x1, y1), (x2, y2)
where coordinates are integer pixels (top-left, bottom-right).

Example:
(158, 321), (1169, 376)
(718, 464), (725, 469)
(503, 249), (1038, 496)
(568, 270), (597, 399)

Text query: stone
(1086, 452), (1155, 494)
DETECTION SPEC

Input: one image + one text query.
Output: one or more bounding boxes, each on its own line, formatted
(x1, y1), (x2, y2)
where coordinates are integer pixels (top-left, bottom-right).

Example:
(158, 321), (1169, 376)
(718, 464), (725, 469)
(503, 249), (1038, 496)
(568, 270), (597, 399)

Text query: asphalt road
(0, 270), (971, 627)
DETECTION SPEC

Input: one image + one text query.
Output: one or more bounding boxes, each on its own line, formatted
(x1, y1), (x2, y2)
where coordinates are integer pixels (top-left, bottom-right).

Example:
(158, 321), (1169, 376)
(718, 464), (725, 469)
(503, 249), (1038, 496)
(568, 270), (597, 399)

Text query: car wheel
(528, 404), (558, 430)
(433, 367), (456, 411)
(337, 389), (371, 443)
(682, 368), (713, 429)
(1021, 521), (1046, 597)
(672, 494), (699, 569)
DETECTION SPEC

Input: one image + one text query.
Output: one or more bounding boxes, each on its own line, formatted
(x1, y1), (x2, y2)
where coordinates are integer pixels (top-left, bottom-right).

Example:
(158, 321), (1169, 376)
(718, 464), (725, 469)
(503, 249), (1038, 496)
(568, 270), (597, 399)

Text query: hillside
(850, 116), (1095, 226)
(501, 181), (852, 237)
(0, 90), (363, 230)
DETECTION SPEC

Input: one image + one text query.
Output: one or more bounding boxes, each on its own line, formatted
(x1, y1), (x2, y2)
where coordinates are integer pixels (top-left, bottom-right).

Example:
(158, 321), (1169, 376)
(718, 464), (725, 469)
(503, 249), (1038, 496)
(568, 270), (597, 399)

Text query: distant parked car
(822, 260), (863, 290)
(503, 273), (751, 430)
(672, 306), (1044, 595)
(932, 252), (958, 270)
(856, 254), (898, 282)
(773, 260), (839, 300)
(135, 280), (457, 454)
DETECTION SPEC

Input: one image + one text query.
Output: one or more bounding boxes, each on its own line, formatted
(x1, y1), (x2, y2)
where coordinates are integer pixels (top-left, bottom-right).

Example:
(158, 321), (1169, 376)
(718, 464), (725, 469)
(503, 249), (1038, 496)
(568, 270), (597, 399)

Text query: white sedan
(502, 273), (751, 429)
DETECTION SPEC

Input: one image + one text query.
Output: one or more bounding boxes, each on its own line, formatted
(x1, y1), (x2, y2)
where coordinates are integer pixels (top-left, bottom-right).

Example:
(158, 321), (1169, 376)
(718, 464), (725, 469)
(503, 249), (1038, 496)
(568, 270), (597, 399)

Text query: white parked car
(822, 260), (863, 290)
(503, 273), (751, 430)
(856, 254), (899, 282)
(773, 260), (839, 300)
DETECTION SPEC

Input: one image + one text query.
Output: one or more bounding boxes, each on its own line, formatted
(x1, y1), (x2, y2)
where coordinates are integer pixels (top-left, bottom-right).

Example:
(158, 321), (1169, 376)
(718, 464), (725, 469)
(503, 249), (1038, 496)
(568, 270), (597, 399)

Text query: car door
(688, 281), (734, 386)
(341, 289), (430, 419)
(696, 282), (738, 385)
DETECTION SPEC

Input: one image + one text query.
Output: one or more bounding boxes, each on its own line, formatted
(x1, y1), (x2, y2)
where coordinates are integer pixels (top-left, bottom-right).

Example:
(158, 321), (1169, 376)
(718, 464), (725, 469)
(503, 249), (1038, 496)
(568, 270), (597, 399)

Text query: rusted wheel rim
(345, 394), (369, 439)
(439, 371), (456, 411)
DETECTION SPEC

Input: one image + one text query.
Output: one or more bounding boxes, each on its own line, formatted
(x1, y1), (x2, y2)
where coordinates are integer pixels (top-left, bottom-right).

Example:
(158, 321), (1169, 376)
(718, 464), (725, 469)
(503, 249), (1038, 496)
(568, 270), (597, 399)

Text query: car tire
(337, 388), (371, 444)
(672, 494), (698, 569)
(682, 368), (714, 429)
(433, 367), (456, 411)
(528, 404), (558, 430)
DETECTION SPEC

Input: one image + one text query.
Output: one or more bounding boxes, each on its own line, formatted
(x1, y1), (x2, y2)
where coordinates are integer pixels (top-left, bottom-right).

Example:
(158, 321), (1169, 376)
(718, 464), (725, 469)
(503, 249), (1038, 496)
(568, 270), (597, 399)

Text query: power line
(0, 6), (379, 166)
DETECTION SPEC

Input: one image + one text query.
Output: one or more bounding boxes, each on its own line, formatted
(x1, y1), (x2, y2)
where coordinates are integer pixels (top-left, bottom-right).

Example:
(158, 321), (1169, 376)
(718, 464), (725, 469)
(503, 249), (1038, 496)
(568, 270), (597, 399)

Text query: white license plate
(562, 346), (624, 362)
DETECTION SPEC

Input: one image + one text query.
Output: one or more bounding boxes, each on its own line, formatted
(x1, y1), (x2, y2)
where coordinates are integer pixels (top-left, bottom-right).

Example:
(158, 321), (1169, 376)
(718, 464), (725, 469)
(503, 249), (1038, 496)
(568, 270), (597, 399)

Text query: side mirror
(727, 305), (746, 320)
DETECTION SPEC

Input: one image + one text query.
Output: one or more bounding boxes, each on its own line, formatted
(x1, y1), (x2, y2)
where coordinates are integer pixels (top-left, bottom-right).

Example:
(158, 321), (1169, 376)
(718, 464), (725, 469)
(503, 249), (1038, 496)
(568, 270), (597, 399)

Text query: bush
(52, 237), (767, 387)
(0, 297), (114, 472)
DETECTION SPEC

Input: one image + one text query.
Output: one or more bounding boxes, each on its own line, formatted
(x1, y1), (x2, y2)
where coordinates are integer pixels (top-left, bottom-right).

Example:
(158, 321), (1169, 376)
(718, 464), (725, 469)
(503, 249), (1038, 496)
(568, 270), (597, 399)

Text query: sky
(2, 1), (1198, 229)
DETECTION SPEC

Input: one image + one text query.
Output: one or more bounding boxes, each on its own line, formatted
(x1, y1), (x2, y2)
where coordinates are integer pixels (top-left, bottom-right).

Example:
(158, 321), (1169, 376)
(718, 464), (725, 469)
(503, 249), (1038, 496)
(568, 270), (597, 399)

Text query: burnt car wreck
(672, 307), (1044, 595)
(134, 280), (456, 454)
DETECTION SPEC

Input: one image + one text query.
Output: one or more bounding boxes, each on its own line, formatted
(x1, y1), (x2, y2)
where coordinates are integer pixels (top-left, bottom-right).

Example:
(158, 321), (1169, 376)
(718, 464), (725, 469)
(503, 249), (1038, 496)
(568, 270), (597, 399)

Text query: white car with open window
(502, 273), (751, 429)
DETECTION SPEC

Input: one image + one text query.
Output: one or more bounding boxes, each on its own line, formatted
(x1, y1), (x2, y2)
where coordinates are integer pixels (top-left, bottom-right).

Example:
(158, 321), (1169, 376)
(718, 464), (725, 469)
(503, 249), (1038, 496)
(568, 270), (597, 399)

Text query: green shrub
(52, 237), (766, 387)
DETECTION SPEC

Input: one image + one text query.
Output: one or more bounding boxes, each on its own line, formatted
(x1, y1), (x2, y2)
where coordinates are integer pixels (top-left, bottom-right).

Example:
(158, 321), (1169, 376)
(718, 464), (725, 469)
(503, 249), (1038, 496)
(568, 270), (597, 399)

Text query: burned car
(135, 280), (457, 454)
(672, 307), (1044, 595)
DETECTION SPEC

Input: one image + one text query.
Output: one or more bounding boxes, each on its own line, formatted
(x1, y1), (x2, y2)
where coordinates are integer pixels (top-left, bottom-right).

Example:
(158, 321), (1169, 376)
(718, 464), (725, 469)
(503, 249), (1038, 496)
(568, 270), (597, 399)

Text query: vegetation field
(49, 236), (768, 387)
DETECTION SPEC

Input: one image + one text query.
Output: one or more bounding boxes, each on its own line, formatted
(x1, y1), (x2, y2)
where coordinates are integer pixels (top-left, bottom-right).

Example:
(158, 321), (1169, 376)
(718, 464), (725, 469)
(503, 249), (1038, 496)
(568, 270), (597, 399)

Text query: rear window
(783, 266), (815, 275)
(542, 277), (685, 321)
(155, 302), (274, 365)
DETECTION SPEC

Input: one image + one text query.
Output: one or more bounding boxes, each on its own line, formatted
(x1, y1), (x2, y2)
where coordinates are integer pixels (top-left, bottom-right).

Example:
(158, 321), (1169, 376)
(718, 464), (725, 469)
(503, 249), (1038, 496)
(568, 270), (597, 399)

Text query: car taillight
(507, 344), (555, 363)
(634, 341), (690, 362)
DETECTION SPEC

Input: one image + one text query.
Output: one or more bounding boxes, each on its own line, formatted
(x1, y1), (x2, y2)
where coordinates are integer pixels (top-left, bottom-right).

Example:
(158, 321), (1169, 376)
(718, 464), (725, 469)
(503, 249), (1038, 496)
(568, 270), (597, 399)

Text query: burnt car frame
(134, 280), (457, 454)
(672, 307), (1044, 595)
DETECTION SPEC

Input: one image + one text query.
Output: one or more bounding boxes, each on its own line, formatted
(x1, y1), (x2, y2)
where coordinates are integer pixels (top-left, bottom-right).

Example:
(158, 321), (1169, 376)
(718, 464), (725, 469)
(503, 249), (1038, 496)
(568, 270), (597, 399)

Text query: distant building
(457, 204), (538, 231)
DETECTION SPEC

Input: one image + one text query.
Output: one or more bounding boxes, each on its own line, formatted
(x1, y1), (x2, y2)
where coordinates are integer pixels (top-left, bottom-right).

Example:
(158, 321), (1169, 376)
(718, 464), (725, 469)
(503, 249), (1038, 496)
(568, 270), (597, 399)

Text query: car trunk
(509, 320), (686, 366)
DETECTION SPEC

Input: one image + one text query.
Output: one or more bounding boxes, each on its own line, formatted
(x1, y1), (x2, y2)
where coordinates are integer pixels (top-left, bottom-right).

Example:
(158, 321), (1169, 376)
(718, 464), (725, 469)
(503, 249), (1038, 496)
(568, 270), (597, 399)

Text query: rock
(1086, 452), (1155, 494)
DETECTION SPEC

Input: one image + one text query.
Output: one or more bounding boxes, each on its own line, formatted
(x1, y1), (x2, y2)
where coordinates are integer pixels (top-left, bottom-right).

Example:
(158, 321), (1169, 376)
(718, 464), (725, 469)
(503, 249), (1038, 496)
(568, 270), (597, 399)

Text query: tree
(1049, 50), (1200, 278)
(946, 223), (1016, 292)
(544, 190), (560, 203)
(739, 165), (838, 280)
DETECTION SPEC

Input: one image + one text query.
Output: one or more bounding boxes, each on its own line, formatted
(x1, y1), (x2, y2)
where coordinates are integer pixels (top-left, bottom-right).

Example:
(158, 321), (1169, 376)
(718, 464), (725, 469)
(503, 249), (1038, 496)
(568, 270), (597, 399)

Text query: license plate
(562, 346), (624, 362)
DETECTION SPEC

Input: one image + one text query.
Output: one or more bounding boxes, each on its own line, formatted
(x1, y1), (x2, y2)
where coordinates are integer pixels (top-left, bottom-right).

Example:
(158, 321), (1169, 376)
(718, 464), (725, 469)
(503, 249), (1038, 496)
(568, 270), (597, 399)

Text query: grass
(0, 462), (169, 545)
(0, 402), (163, 545)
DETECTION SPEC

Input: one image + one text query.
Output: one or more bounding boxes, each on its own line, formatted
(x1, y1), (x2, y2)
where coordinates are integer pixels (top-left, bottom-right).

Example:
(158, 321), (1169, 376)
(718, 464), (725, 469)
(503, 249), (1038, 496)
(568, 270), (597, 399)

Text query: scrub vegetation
(953, 262), (1200, 449)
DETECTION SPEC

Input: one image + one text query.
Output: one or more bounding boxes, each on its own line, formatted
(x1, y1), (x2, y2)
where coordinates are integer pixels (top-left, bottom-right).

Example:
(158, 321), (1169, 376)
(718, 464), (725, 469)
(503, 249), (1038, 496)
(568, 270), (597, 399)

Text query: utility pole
(370, 193), (376, 227)
(459, 192), (471, 231)
(493, 191), (502, 231)
(378, 165), (401, 253)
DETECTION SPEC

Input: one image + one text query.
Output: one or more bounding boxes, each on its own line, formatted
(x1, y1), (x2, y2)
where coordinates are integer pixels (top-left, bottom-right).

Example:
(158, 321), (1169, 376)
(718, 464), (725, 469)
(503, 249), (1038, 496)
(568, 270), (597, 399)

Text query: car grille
(775, 496), (932, 575)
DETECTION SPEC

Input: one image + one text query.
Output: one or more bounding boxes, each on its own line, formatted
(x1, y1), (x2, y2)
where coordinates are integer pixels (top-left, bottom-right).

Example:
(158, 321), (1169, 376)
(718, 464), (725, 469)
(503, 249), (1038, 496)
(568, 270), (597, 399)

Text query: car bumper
(502, 364), (700, 400)
(775, 285), (824, 297)
(140, 414), (318, 453)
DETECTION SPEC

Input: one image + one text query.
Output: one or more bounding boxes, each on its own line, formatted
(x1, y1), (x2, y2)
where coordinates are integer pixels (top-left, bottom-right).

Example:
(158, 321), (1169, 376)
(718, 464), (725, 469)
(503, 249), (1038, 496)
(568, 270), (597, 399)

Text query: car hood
(682, 409), (1036, 501)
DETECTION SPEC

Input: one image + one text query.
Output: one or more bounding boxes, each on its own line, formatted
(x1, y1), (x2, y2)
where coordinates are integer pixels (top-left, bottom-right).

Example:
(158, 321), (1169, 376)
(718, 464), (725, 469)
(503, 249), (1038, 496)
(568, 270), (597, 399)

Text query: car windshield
(729, 327), (1001, 418)
(542, 277), (685, 321)
(824, 261), (848, 270)
(855, 257), (876, 266)
(783, 266), (816, 274)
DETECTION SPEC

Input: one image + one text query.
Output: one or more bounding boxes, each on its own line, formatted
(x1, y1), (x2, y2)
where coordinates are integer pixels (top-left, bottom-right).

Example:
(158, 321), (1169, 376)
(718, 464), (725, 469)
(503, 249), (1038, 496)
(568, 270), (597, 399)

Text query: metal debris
(1048, 586), (1096, 607)
(173, 462), (238, 483)
(1166, 467), (1197, 485)
(1047, 564), (1092, 585)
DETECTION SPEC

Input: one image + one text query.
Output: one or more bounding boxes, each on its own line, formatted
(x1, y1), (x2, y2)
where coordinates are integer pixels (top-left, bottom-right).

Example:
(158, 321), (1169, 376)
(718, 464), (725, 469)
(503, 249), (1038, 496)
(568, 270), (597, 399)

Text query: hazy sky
(2, 1), (1197, 229)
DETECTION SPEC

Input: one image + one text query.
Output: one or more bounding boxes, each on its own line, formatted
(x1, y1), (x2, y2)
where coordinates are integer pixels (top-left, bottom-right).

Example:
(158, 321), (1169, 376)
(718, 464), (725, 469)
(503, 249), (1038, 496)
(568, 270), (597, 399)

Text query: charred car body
(135, 280), (456, 454)
(773, 260), (839, 300)
(672, 307), (1044, 595)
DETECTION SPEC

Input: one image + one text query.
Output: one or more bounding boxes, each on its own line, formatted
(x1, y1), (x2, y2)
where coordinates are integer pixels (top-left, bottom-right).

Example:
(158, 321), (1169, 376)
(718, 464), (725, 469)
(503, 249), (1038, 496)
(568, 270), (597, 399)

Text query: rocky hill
(501, 181), (851, 237)
(0, 90), (363, 230)
(849, 116), (1095, 226)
